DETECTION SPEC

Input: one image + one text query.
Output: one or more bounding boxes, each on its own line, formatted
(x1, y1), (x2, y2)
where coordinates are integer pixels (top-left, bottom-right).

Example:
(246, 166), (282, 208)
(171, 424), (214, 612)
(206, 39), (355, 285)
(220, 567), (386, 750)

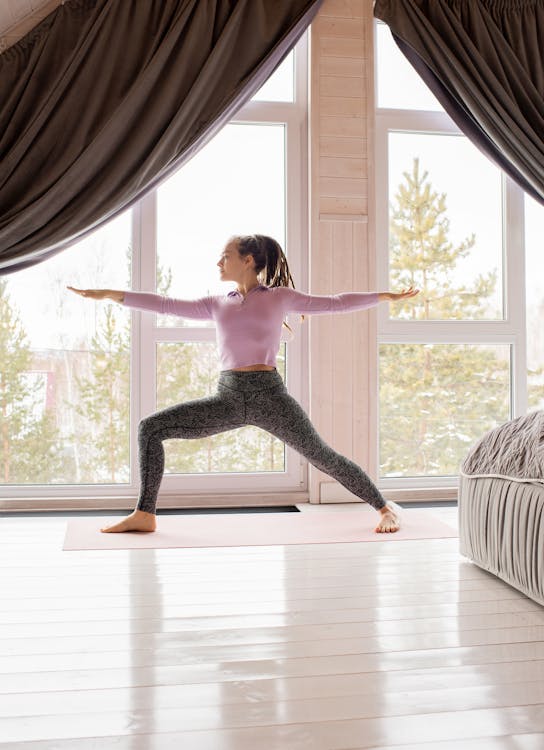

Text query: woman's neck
(237, 281), (260, 296)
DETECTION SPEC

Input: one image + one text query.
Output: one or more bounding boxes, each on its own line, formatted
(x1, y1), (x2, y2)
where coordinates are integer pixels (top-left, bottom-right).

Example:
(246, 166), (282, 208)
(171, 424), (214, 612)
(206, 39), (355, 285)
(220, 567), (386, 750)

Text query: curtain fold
(0, 0), (322, 274)
(374, 0), (544, 206)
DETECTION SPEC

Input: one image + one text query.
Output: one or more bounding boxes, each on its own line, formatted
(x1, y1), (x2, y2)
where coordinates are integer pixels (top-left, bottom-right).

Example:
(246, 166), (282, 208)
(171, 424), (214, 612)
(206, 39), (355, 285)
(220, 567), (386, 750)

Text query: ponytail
(235, 234), (305, 337)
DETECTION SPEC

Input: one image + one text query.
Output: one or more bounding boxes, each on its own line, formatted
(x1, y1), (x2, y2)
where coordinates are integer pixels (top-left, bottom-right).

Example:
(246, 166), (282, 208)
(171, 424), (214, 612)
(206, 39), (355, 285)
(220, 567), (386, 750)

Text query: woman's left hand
(380, 286), (420, 302)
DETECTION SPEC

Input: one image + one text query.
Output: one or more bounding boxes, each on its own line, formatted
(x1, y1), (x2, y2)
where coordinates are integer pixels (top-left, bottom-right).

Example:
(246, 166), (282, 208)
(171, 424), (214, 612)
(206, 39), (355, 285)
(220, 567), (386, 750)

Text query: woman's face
(217, 239), (254, 281)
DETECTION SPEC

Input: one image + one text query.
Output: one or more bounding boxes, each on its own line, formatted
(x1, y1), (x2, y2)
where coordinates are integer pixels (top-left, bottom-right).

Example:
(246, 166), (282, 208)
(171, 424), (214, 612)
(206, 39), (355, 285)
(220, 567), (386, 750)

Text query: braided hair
(234, 234), (305, 336)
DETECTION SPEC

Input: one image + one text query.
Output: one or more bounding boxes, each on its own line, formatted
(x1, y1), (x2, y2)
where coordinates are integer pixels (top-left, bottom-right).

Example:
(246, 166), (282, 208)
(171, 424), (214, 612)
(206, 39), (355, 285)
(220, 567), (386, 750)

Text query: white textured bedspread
(461, 409), (544, 482)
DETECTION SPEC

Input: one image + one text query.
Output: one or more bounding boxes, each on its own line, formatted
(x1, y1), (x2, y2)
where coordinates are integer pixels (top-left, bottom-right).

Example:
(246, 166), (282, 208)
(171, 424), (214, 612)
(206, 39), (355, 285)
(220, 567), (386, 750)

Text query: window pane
(379, 344), (511, 478)
(1, 213), (132, 486)
(376, 23), (443, 111)
(156, 342), (287, 473)
(156, 123), (286, 327)
(525, 194), (544, 410)
(252, 51), (294, 102)
(388, 133), (503, 320)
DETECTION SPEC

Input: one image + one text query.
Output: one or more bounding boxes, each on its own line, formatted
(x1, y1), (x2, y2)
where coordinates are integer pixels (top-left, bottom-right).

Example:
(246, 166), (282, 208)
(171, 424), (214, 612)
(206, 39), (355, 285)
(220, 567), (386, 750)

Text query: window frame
(374, 20), (527, 491)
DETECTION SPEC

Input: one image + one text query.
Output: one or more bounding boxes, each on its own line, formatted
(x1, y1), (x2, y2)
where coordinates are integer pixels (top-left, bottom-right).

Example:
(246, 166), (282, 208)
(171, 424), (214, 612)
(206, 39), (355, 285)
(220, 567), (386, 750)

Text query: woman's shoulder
(261, 285), (295, 304)
(263, 284), (292, 295)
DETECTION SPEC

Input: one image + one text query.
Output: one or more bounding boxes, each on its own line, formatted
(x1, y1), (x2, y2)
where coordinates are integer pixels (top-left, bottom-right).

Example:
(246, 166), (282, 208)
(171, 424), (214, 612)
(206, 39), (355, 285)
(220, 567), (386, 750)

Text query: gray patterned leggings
(136, 368), (386, 514)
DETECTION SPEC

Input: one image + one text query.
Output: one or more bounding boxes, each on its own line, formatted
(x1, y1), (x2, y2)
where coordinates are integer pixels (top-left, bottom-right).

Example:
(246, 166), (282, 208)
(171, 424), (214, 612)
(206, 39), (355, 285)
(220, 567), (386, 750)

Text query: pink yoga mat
(62, 508), (457, 550)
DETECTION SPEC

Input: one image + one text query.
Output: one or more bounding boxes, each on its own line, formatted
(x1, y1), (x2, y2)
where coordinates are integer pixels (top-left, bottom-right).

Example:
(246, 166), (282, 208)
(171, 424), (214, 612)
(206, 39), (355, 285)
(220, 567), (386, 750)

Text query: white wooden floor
(2, 504), (544, 749)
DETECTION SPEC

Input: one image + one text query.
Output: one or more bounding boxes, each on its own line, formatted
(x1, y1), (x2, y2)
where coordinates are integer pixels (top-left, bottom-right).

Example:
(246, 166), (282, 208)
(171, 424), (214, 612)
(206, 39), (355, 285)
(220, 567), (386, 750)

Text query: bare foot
(375, 500), (402, 533)
(100, 509), (157, 533)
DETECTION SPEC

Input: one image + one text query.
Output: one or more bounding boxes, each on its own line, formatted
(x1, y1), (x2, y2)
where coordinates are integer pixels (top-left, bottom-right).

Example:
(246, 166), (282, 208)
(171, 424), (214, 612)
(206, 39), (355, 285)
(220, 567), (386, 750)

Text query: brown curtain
(374, 0), (544, 206)
(0, 0), (323, 274)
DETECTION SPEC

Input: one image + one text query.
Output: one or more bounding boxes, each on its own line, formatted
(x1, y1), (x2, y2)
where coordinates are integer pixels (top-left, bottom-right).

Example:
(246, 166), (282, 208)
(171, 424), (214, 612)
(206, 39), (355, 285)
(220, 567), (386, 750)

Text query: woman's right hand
(66, 287), (124, 302)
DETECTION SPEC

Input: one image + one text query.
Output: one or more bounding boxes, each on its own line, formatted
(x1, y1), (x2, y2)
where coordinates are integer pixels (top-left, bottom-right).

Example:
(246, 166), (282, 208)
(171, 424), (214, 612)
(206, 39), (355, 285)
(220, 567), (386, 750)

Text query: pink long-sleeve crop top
(122, 285), (380, 370)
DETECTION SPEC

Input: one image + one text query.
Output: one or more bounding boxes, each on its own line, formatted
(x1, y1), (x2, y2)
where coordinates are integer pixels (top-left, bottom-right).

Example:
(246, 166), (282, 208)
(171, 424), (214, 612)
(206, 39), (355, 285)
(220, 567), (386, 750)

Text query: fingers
(66, 286), (94, 298)
(398, 286), (420, 298)
(387, 287), (420, 301)
(67, 286), (87, 296)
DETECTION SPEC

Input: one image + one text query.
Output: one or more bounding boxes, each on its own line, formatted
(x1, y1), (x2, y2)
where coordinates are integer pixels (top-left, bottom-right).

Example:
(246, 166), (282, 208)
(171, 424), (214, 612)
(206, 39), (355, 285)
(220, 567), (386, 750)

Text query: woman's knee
(138, 402), (182, 436)
(138, 414), (158, 439)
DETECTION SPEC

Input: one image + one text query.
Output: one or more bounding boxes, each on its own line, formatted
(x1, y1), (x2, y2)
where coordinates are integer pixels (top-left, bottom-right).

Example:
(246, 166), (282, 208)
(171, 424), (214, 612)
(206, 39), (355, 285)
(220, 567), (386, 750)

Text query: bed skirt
(459, 473), (544, 607)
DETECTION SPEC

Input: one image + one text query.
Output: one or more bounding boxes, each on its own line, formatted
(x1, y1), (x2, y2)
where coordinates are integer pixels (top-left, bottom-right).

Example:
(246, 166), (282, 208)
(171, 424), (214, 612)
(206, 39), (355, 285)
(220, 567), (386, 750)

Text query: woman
(68, 234), (419, 534)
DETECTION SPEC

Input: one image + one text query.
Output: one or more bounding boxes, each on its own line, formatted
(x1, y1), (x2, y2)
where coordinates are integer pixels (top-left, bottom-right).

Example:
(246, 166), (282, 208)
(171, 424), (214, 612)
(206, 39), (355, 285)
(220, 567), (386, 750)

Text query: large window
(0, 213), (132, 488)
(1, 44), (308, 504)
(375, 22), (539, 488)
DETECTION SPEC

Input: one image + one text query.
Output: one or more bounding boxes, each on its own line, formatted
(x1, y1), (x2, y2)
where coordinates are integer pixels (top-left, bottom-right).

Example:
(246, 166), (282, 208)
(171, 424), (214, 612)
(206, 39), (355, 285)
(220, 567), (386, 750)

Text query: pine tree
(380, 159), (509, 476)
(389, 158), (496, 321)
(73, 305), (130, 482)
(0, 280), (64, 483)
(71, 246), (131, 482)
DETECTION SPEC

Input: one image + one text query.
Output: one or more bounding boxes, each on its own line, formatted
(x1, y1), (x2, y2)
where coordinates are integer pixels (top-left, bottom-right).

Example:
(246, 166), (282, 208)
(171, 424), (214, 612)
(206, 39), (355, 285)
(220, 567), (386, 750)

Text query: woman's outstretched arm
(279, 285), (419, 314)
(67, 286), (213, 320)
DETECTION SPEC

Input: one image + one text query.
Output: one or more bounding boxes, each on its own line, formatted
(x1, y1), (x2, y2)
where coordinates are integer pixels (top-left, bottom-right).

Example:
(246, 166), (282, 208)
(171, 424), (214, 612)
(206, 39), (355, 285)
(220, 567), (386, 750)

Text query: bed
(458, 410), (544, 607)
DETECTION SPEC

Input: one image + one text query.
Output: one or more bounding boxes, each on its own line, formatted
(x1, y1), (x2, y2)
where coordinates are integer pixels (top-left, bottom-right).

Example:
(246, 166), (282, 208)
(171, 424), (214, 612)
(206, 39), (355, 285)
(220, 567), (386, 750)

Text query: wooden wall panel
(319, 156), (366, 178)
(319, 196), (367, 219)
(320, 135), (364, 158)
(319, 0), (364, 18)
(320, 96), (364, 117)
(319, 115), (366, 139)
(317, 17), (365, 37)
(308, 0), (377, 503)
(320, 56), (365, 77)
(310, 223), (334, 449)
(319, 74), (365, 98)
(331, 221), (354, 460)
